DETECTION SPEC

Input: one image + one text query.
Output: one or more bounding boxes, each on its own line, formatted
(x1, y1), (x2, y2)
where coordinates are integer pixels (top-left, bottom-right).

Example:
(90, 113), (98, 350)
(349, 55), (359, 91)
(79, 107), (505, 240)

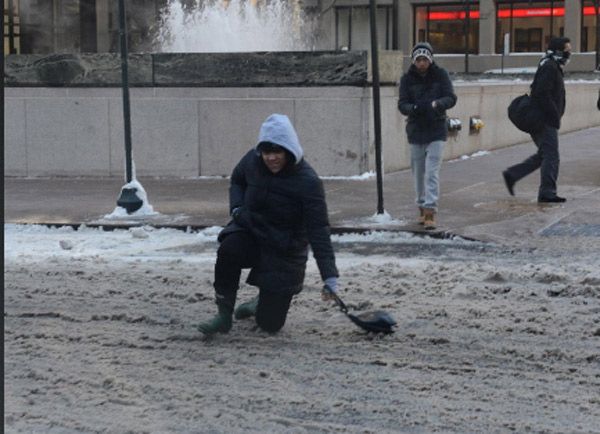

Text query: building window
(515, 27), (543, 52)
(496, 1), (566, 53)
(108, 0), (162, 53)
(413, 2), (479, 55)
(582, 0), (600, 52)
(4, 0), (20, 54)
(334, 3), (396, 51)
(9, 0), (81, 54)
(53, 0), (82, 53)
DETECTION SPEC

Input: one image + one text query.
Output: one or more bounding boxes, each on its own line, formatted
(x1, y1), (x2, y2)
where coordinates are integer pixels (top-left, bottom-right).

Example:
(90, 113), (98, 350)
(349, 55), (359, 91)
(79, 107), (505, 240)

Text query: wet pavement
(5, 126), (600, 252)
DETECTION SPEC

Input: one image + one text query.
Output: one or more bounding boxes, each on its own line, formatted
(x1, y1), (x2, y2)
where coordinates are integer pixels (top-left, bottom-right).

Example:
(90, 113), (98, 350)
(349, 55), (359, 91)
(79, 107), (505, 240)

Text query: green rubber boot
(234, 296), (259, 320)
(197, 304), (233, 336)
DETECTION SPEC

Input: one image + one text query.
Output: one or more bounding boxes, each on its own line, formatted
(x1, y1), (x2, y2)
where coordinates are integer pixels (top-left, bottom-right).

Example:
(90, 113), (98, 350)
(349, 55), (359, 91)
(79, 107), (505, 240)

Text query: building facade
(318, 0), (600, 55)
(4, 0), (600, 71)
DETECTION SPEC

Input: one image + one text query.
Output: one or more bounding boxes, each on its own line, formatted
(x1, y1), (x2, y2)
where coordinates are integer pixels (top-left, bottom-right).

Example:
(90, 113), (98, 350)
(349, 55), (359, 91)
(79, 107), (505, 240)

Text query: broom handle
(331, 293), (349, 316)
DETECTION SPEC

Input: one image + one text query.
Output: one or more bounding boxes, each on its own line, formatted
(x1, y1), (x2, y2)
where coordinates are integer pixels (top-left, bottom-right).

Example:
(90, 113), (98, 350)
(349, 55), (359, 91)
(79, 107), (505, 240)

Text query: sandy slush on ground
(4, 225), (600, 433)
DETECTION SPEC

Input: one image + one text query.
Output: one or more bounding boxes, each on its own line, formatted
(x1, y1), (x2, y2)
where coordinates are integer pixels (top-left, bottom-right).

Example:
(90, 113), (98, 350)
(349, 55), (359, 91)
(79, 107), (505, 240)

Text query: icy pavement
(5, 223), (600, 433)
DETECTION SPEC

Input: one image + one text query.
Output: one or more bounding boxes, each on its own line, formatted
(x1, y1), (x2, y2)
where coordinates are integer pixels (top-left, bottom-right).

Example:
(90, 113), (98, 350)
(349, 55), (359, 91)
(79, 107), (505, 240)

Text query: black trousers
(505, 124), (560, 199)
(214, 231), (293, 333)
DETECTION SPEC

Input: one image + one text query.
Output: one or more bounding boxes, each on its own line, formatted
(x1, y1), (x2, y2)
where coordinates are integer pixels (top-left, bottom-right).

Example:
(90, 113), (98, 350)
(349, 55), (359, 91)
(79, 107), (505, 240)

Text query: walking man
(398, 42), (457, 229)
(503, 36), (571, 203)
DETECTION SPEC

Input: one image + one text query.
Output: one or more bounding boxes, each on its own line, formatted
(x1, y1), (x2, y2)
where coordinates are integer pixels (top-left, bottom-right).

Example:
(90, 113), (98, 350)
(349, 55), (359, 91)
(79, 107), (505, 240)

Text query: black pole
(369, 0), (384, 214)
(596, 0), (600, 70)
(115, 0), (143, 214)
(464, 1), (470, 73)
(118, 0), (133, 183)
(501, 26), (504, 74)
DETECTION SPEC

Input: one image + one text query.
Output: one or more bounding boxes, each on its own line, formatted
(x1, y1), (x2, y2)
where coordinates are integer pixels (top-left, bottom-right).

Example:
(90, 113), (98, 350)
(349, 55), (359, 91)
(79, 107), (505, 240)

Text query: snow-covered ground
(4, 223), (600, 433)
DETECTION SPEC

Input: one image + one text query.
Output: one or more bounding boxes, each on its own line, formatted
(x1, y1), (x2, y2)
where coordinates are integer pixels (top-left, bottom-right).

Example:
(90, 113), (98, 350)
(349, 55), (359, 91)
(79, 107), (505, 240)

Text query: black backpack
(508, 93), (544, 134)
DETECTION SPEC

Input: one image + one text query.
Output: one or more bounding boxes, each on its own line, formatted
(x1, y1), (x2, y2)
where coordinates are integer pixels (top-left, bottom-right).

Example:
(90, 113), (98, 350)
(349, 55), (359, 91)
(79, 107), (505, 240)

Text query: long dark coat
(530, 56), (566, 129)
(219, 150), (338, 295)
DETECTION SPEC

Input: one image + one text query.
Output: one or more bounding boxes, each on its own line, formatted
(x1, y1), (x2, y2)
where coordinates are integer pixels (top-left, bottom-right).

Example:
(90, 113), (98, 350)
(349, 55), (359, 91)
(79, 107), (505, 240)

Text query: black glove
(411, 102), (428, 116)
(231, 206), (252, 229)
(426, 104), (439, 122)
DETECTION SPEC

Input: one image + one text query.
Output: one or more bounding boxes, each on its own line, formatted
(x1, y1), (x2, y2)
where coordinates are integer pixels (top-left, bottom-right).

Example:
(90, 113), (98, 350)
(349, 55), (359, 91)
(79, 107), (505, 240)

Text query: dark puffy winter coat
(398, 62), (457, 145)
(219, 115), (338, 295)
(530, 55), (566, 129)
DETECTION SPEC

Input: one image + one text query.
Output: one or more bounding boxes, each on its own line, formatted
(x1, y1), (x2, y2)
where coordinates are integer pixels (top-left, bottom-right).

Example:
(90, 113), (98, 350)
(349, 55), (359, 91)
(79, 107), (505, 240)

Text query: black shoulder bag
(508, 93), (544, 134)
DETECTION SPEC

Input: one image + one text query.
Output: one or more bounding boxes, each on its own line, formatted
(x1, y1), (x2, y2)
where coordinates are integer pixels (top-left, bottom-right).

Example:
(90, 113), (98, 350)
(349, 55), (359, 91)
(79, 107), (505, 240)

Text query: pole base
(116, 187), (143, 214)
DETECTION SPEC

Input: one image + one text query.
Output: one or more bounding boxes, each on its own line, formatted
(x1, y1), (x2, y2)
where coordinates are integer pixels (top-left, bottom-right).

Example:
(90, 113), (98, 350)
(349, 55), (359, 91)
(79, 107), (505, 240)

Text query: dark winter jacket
(530, 54), (566, 129)
(219, 114), (338, 295)
(398, 62), (457, 144)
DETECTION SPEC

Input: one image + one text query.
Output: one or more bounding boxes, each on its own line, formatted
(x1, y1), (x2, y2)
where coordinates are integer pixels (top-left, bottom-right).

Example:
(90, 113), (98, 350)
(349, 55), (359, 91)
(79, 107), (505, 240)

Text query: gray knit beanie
(412, 42), (434, 63)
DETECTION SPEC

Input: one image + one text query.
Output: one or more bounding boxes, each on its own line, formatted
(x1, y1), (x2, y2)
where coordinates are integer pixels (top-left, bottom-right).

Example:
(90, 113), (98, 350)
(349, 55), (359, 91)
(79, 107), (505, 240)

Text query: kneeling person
(198, 114), (339, 335)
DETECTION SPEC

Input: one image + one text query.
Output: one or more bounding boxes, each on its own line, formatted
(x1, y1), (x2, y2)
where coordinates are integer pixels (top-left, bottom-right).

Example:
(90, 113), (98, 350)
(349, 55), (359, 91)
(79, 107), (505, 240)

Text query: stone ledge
(4, 51), (368, 87)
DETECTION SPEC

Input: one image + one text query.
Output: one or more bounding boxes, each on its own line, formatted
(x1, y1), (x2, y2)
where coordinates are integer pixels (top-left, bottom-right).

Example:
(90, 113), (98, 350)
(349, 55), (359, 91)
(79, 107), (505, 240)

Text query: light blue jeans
(409, 141), (445, 212)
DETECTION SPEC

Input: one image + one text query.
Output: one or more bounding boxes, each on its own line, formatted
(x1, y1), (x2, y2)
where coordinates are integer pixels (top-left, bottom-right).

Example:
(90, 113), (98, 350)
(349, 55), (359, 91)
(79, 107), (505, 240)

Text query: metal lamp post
(115, 0), (143, 213)
(369, 0), (384, 215)
(464, 0), (470, 73)
(596, 0), (600, 70)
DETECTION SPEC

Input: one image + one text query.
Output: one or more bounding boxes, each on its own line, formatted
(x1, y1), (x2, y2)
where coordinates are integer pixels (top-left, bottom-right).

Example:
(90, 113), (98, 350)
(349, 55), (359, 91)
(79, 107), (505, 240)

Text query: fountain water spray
(155, 0), (313, 52)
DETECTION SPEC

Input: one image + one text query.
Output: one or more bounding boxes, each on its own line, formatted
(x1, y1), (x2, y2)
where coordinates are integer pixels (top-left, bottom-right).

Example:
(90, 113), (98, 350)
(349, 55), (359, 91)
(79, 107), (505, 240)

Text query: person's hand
(321, 277), (338, 301)
(231, 206), (252, 229)
(412, 102), (428, 116)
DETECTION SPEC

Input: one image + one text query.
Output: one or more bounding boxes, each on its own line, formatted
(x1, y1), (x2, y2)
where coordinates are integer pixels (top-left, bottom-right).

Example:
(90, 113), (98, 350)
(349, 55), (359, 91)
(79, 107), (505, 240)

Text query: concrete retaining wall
(415, 53), (597, 76)
(5, 81), (600, 177)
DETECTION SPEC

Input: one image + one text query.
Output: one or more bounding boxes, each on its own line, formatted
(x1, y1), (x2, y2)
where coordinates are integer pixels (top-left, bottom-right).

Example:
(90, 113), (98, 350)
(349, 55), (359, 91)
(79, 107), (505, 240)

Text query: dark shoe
(197, 305), (233, 335)
(502, 170), (515, 196)
(234, 296), (259, 320)
(538, 195), (566, 203)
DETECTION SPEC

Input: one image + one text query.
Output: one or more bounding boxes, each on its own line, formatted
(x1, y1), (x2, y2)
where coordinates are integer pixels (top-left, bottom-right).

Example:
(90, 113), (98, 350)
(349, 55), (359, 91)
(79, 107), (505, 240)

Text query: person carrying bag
(502, 36), (571, 204)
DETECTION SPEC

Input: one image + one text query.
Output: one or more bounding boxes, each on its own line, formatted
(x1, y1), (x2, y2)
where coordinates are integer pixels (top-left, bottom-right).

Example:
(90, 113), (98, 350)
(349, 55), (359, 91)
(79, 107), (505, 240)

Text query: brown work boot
(418, 207), (425, 225)
(424, 209), (436, 230)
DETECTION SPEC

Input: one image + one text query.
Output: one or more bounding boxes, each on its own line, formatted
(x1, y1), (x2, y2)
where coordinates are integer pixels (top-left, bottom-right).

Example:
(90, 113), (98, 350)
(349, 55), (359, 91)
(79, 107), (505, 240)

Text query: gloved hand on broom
(321, 276), (339, 301)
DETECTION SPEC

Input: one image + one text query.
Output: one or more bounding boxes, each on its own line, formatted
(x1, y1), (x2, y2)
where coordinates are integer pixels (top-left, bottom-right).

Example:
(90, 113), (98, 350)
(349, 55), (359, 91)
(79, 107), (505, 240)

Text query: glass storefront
(107, 0), (162, 53)
(4, 0), (599, 58)
(414, 2), (479, 54)
(496, 1), (566, 53)
(4, 0), (82, 54)
(582, 0), (600, 52)
(334, 3), (396, 51)
(3, 0), (164, 54)
(4, 0), (20, 54)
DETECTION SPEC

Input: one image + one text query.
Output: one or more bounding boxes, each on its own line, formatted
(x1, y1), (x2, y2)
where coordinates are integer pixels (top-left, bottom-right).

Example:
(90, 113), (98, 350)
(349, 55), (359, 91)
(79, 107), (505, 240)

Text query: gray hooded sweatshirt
(256, 113), (304, 165)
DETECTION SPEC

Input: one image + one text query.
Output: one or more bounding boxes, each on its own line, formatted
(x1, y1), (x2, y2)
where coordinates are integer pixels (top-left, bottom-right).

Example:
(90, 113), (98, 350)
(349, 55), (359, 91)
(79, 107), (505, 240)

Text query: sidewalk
(5, 127), (600, 250)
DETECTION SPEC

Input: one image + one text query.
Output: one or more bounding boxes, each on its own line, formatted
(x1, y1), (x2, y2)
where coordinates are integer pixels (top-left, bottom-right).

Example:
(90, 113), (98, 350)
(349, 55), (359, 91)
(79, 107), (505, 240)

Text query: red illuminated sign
(428, 7), (599, 21)
(428, 11), (480, 20)
(583, 6), (600, 15)
(497, 8), (564, 18)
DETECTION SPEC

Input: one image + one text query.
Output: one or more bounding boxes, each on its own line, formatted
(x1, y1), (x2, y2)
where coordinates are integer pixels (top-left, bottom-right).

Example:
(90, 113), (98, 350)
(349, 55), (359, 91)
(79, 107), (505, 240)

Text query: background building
(315, 0), (600, 71)
(4, 0), (600, 71)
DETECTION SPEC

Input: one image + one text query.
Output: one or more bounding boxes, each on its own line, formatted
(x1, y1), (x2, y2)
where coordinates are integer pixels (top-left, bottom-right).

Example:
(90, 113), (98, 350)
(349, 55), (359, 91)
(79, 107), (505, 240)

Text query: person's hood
(256, 114), (303, 165)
